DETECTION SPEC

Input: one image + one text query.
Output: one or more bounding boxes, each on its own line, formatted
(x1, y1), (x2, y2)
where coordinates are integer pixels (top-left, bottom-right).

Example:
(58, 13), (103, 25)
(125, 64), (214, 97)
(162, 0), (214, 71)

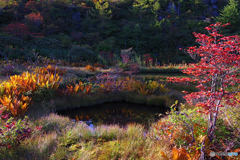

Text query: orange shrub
(85, 65), (96, 72)
(62, 81), (91, 95)
(0, 95), (31, 117)
(0, 65), (64, 117)
(35, 65), (66, 76)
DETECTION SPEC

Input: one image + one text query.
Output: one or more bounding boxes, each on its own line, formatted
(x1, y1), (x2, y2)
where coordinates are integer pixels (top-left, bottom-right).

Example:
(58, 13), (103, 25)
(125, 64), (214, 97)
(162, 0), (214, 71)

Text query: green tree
(150, 0), (161, 19)
(177, 0), (184, 16)
(133, 24), (141, 53)
(123, 24), (131, 49)
(82, 10), (95, 33)
(132, 0), (149, 21)
(149, 0), (164, 36)
(194, 0), (203, 12)
(217, 0), (240, 32)
(89, 0), (112, 31)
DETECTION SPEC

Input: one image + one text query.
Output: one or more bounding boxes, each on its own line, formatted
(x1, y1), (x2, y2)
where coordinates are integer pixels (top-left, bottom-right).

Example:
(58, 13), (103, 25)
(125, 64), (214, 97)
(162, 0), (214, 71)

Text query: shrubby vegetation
(0, 0), (240, 159)
(0, 0), (239, 63)
(67, 46), (98, 63)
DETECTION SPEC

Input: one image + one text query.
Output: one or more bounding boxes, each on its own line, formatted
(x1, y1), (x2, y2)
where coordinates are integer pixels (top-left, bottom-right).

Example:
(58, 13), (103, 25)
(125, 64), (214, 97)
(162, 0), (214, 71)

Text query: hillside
(0, 0), (239, 63)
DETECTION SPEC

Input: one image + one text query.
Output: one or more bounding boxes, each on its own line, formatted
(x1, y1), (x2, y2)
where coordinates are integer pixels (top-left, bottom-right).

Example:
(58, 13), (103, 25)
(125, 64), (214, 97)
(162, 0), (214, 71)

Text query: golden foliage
(133, 80), (168, 95)
(97, 76), (168, 95)
(85, 65), (96, 72)
(172, 147), (191, 160)
(63, 81), (91, 95)
(0, 65), (64, 117)
(160, 147), (191, 160)
(38, 73), (62, 89)
(35, 65), (66, 76)
(160, 151), (170, 160)
(0, 95), (31, 117)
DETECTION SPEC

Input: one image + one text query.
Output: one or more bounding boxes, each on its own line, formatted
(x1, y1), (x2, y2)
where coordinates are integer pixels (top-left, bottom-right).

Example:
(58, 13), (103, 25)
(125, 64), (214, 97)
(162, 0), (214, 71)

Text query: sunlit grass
(34, 113), (72, 134)
(95, 125), (124, 141)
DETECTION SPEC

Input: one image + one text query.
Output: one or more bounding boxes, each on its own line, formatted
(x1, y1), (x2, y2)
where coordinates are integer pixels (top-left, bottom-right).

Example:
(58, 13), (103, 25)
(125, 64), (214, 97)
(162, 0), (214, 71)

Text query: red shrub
(2, 22), (31, 38)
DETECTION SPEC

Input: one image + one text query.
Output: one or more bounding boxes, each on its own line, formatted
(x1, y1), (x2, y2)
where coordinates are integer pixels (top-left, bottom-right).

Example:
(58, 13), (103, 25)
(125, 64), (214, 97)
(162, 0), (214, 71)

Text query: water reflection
(58, 102), (167, 129)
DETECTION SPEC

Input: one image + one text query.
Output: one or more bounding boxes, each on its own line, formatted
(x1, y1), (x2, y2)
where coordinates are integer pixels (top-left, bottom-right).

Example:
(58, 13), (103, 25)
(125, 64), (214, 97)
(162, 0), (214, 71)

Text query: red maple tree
(167, 22), (240, 142)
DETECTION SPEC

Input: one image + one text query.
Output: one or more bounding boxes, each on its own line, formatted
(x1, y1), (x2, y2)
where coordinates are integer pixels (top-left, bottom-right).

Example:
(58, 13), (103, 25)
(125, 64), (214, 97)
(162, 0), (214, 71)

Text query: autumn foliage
(0, 65), (64, 117)
(85, 65), (96, 72)
(167, 22), (240, 142)
(2, 22), (31, 38)
(63, 81), (91, 95)
(25, 12), (43, 26)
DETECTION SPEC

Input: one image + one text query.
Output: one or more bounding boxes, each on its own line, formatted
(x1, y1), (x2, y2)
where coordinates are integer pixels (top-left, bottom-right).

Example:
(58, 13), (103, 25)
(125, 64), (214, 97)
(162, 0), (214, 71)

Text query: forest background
(0, 0), (240, 64)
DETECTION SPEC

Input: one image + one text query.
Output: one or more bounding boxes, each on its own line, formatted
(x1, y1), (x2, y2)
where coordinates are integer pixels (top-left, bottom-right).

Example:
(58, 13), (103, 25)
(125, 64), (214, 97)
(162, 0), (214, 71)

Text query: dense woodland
(0, 0), (240, 63)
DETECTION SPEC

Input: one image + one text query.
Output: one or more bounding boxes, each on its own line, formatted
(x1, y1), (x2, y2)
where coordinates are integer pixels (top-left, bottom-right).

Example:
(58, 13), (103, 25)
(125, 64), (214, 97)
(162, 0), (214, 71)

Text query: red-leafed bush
(167, 22), (240, 144)
(25, 12), (43, 27)
(2, 22), (31, 38)
(0, 114), (42, 149)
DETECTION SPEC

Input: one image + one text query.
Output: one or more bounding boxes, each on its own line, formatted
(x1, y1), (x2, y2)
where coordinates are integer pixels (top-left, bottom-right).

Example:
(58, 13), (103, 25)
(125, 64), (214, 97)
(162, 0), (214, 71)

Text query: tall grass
(1, 102), (240, 160)
(0, 113), (173, 160)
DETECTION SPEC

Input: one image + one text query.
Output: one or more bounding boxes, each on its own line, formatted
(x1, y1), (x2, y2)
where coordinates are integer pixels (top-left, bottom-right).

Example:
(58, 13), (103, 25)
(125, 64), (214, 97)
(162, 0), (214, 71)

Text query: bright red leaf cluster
(167, 22), (240, 140)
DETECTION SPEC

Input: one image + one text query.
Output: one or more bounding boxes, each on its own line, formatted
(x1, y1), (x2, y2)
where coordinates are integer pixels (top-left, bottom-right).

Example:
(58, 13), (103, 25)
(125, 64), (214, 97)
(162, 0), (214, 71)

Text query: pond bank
(26, 91), (183, 120)
(57, 101), (168, 129)
(53, 91), (183, 111)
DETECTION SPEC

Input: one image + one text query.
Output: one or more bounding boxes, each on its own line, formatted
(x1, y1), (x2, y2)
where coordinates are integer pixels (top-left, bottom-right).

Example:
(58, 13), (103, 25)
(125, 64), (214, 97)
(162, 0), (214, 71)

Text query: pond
(57, 102), (168, 129)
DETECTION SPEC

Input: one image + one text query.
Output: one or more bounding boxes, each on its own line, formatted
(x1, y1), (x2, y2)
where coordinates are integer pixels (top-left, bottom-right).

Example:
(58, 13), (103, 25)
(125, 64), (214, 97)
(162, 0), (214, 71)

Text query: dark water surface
(57, 102), (168, 128)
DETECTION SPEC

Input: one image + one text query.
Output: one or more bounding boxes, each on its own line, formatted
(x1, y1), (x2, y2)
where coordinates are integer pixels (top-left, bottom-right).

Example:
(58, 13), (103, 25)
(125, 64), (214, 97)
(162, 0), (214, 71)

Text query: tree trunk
(208, 101), (220, 142)
(125, 36), (127, 49)
(136, 34), (138, 53)
(101, 17), (104, 31)
(178, 1), (180, 17)
(140, 6), (142, 20)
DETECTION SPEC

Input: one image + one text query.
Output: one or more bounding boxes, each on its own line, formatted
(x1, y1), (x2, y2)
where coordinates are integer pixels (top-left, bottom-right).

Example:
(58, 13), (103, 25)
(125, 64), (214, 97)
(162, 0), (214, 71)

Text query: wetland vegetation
(0, 0), (240, 159)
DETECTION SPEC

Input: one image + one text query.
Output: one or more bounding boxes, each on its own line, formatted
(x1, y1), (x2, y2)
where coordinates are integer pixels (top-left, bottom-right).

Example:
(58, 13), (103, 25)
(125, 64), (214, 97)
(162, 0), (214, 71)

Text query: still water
(58, 102), (168, 129)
